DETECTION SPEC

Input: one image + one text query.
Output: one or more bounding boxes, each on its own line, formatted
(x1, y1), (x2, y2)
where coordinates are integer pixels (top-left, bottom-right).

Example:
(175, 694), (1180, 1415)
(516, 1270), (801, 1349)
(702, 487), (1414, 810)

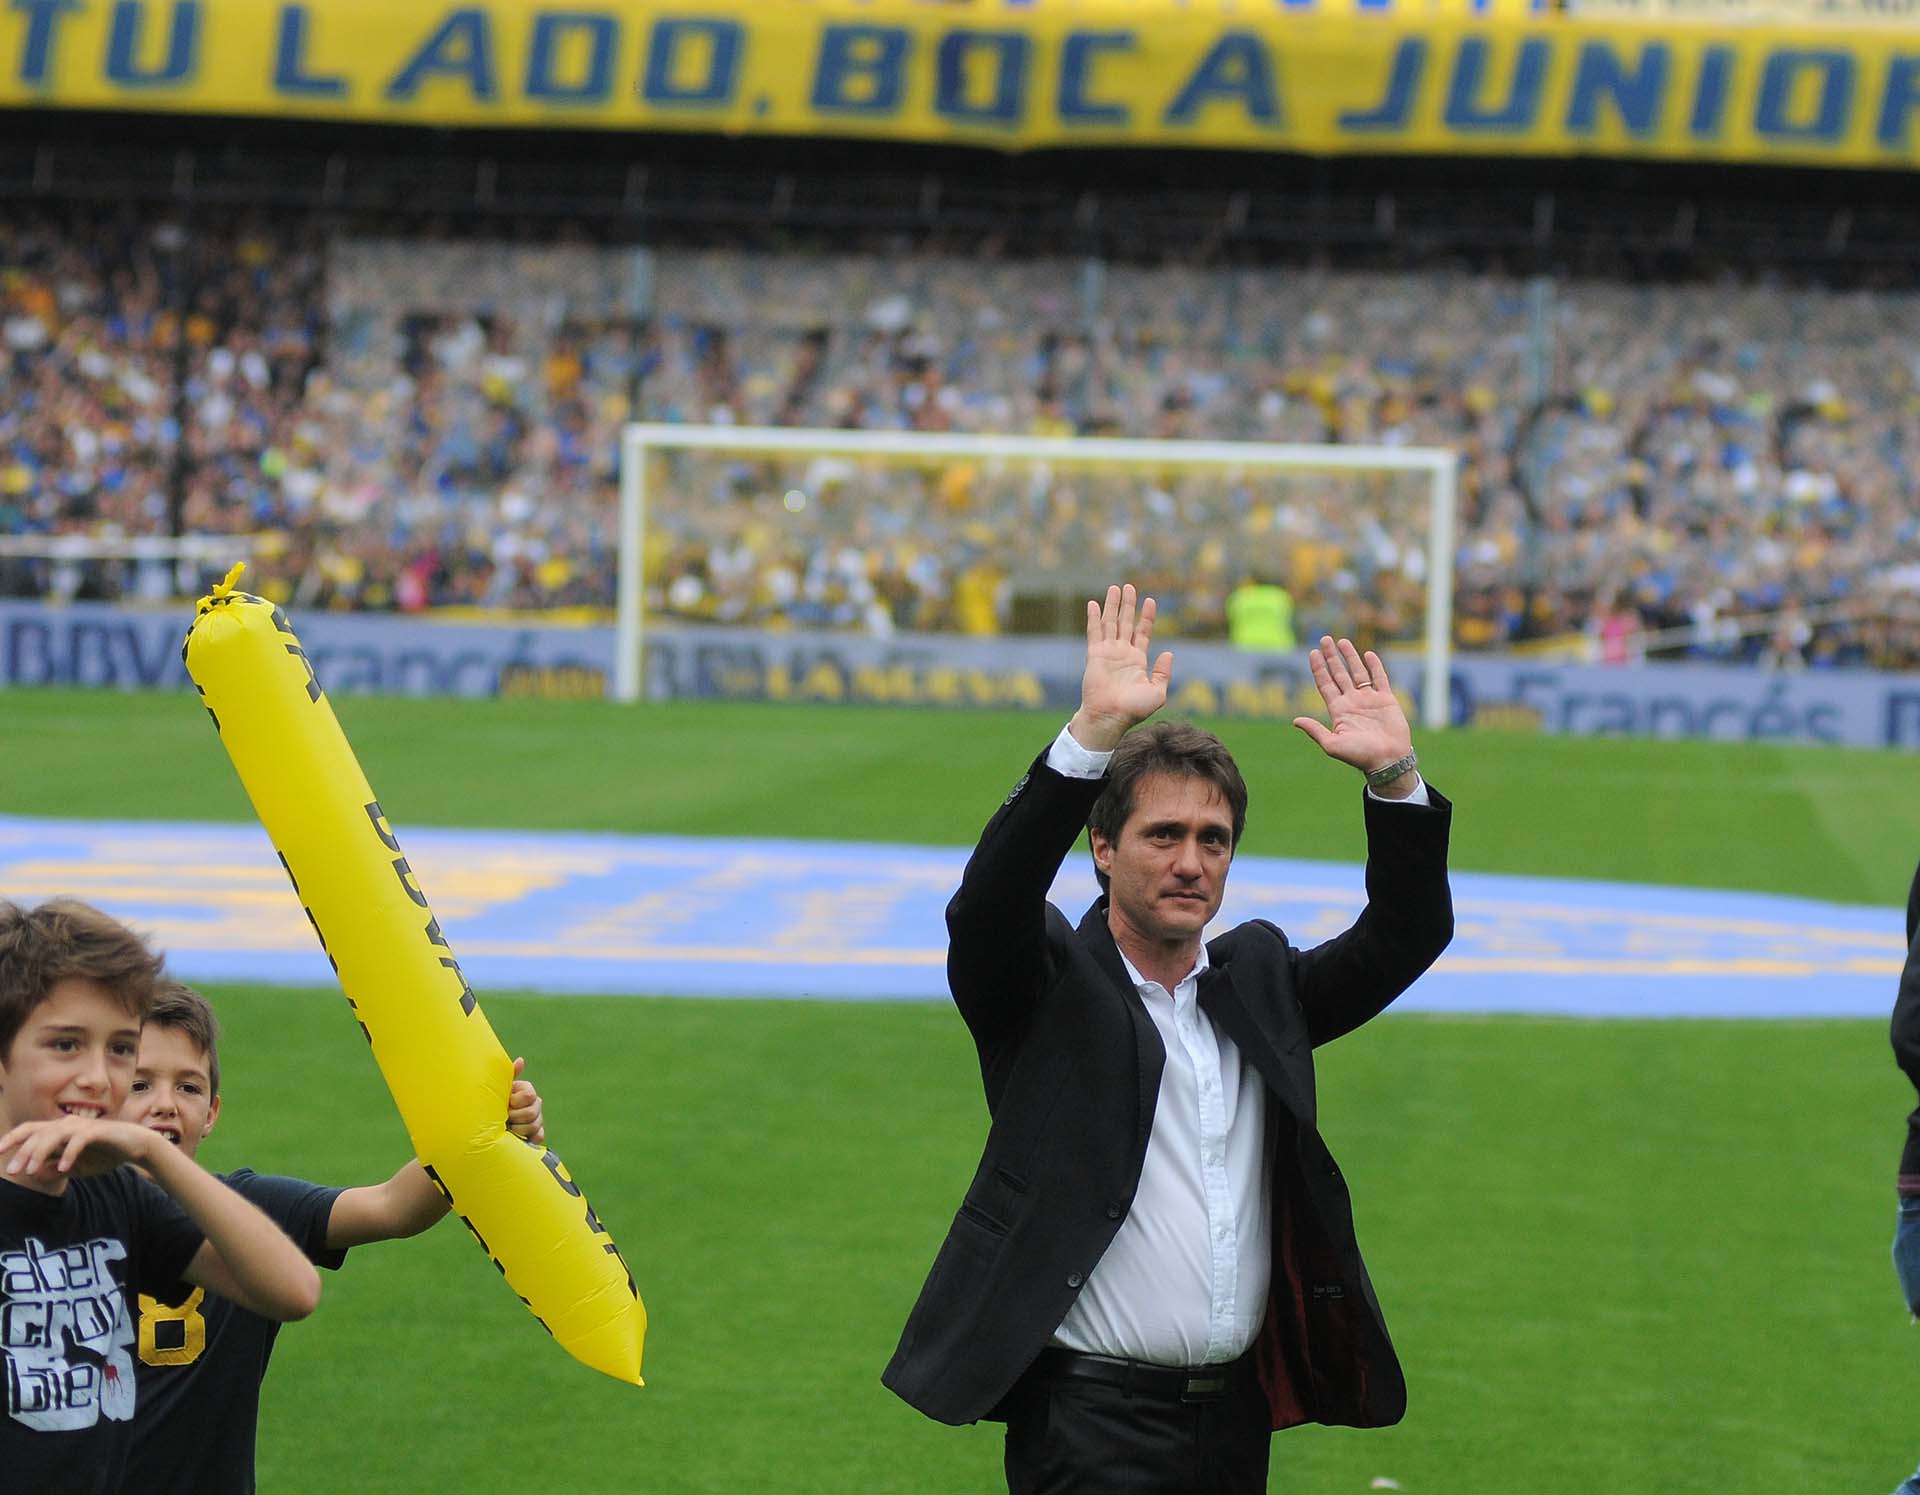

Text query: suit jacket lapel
(1199, 954), (1312, 1124)
(1078, 900), (1164, 1156)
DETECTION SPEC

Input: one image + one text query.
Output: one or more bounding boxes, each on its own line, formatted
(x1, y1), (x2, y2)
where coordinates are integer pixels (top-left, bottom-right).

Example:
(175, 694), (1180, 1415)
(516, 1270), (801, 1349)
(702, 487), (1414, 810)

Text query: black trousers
(1002, 1353), (1272, 1495)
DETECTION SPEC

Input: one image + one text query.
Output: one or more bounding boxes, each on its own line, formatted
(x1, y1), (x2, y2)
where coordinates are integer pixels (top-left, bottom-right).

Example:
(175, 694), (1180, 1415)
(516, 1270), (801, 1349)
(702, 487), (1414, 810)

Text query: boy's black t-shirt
(0, 1167), (205, 1495)
(129, 1169), (346, 1495)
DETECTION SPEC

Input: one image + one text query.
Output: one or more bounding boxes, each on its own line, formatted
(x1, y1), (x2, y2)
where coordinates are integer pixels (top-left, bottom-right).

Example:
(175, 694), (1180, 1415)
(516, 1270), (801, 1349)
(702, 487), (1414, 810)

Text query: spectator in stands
(1225, 574), (1297, 653)
(7, 213), (1920, 665)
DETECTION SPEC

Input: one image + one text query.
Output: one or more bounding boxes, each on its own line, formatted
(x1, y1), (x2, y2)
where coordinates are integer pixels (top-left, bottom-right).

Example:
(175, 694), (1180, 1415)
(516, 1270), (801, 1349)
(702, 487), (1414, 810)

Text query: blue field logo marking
(0, 817), (1899, 1017)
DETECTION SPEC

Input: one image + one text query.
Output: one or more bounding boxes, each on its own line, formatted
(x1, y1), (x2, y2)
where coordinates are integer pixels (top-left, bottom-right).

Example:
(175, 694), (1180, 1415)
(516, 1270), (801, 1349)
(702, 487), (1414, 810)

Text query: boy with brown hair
(0, 899), (319, 1495)
(123, 977), (544, 1493)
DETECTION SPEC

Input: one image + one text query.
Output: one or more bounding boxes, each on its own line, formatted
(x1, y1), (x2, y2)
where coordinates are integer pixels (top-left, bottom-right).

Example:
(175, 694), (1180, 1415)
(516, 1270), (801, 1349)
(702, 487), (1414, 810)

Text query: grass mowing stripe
(6, 688), (1920, 905)
(193, 985), (1913, 1494)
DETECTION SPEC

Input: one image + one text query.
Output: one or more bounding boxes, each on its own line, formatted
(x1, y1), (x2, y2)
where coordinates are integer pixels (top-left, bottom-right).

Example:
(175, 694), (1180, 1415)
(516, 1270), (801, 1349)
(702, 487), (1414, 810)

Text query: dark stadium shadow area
(2, 107), (1917, 281)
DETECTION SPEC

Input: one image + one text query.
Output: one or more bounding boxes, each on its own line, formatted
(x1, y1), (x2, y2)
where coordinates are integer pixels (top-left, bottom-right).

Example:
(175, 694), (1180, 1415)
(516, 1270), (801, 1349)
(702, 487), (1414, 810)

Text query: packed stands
(6, 196), (1920, 663)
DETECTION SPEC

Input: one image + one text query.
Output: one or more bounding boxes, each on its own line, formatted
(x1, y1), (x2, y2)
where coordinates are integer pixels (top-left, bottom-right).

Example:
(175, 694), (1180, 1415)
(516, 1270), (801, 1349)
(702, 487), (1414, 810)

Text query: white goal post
(617, 424), (1458, 727)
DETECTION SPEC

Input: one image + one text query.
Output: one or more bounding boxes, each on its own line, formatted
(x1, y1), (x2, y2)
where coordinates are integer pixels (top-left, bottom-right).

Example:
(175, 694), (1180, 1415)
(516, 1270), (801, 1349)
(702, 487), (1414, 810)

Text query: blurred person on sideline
(1225, 573), (1297, 653)
(1888, 865), (1920, 1495)
(884, 583), (1454, 1493)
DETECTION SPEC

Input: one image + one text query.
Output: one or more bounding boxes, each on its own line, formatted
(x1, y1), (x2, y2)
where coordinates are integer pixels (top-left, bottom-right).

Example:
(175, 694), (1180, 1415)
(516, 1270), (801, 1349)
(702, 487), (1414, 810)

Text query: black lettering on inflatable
(457, 1209), (512, 1277)
(459, 1213), (491, 1256)
(192, 682), (220, 733)
(277, 855), (342, 977)
(509, 1292), (558, 1338)
(368, 813), (473, 1013)
(363, 800), (402, 852)
(439, 949), (477, 1015)
(270, 605), (323, 702)
(422, 914), (476, 1014)
(532, 1152), (638, 1296)
(539, 1148), (584, 1198)
(290, 647), (321, 701)
(458, 1197), (526, 1281)
(608, 1244), (638, 1299)
(421, 1163), (455, 1207)
(272, 853), (338, 972)
(391, 856), (430, 908)
(300, 900), (336, 968)
(517, 1299), (555, 1337)
(577, 1182), (638, 1295)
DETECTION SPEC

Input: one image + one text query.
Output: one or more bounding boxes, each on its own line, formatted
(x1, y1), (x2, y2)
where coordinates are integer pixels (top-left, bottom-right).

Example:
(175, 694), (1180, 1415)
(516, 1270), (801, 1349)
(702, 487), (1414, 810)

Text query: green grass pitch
(5, 688), (1920, 1491)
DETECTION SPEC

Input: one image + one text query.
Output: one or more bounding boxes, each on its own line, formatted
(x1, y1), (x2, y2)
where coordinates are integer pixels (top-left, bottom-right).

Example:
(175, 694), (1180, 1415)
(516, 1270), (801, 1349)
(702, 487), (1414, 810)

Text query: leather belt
(1028, 1348), (1253, 1404)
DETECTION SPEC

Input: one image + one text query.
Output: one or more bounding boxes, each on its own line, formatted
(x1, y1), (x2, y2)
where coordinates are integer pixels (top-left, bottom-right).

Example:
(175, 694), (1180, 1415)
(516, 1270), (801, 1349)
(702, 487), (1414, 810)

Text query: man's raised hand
(1068, 583), (1174, 753)
(1292, 636), (1417, 792)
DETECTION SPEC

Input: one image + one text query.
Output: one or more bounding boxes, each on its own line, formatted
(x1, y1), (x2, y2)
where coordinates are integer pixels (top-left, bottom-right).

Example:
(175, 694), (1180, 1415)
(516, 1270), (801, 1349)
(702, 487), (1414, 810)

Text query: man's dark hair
(0, 898), (163, 1060)
(147, 979), (222, 1097)
(1086, 721), (1249, 892)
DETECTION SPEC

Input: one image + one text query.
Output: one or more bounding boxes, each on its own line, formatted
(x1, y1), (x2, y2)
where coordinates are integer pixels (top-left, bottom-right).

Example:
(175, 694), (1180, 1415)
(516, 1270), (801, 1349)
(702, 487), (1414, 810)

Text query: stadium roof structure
(1, 125), (1914, 279)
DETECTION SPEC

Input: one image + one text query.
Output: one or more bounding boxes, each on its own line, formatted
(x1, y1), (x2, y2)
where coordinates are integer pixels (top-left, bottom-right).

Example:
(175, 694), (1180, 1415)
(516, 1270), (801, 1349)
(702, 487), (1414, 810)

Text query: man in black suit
(884, 583), (1454, 1493)
(1886, 866), (1920, 1495)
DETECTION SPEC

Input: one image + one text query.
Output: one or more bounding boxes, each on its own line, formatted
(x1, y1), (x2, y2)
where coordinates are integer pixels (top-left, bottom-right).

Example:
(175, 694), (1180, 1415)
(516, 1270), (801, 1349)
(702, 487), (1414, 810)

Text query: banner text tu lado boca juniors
(1, 1), (1917, 169)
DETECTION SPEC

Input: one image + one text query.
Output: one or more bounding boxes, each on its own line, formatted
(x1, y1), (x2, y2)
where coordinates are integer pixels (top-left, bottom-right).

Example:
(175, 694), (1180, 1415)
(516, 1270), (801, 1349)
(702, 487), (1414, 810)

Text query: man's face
(1092, 771), (1235, 949)
(0, 978), (140, 1133)
(124, 1024), (219, 1162)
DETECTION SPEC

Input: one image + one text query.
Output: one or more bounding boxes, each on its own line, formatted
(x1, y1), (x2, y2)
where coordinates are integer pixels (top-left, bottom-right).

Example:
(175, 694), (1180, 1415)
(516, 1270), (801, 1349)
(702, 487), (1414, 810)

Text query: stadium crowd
(6, 205), (1920, 663)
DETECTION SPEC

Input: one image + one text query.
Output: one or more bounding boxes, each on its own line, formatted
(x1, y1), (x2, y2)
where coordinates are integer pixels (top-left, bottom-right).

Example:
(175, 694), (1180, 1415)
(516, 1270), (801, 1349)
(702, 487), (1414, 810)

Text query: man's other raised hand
(1292, 636), (1418, 793)
(1068, 583), (1174, 753)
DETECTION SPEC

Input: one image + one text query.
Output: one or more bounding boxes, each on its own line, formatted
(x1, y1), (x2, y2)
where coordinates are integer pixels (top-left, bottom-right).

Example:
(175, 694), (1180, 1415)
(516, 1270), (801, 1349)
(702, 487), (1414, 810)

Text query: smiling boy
(122, 979), (544, 1494)
(0, 899), (319, 1495)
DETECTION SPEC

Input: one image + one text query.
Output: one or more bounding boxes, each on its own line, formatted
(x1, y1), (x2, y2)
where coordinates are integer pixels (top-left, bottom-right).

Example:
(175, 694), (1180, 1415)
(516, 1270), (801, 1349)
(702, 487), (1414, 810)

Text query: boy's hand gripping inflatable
(183, 566), (645, 1384)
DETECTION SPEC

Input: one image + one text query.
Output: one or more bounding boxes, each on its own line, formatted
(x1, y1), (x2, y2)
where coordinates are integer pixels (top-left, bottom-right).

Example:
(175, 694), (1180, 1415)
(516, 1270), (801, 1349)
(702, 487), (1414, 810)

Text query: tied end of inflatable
(194, 561), (249, 617)
(563, 1305), (647, 1387)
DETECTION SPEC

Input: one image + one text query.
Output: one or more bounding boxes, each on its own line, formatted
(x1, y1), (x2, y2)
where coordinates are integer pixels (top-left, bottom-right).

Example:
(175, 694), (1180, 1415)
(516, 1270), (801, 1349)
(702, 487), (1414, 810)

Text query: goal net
(617, 425), (1457, 726)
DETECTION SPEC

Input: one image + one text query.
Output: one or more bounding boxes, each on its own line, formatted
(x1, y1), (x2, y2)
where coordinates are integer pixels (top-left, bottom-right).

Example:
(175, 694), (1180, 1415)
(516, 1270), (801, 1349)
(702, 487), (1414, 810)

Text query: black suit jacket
(882, 746), (1455, 1429)
(1890, 862), (1920, 1192)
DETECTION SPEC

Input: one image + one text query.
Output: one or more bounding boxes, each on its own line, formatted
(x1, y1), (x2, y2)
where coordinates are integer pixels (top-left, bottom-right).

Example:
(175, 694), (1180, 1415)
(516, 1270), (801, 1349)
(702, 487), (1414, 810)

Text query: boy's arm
(325, 1160), (446, 1249)
(172, 1148), (323, 1321)
(0, 1115), (321, 1321)
(324, 1059), (547, 1251)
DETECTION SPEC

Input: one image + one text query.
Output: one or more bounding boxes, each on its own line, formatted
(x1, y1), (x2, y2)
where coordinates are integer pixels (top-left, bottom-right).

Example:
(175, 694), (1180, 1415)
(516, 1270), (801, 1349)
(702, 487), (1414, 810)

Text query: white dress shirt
(1040, 722), (1428, 1367)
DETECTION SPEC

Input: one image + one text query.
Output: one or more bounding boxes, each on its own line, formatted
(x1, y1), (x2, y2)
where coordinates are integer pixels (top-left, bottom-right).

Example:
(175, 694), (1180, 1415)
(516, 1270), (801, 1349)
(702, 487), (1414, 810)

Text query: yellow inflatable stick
(182, 566), (645, 1385)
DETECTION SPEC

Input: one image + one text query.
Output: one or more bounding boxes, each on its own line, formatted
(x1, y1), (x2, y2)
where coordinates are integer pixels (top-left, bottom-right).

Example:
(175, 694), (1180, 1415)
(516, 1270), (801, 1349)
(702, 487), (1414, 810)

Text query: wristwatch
(1364, 752), (1418, 790)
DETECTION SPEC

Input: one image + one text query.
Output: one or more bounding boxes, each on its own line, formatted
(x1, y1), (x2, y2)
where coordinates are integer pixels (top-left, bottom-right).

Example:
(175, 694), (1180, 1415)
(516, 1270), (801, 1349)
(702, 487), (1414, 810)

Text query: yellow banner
(1, 0), (1916, 169)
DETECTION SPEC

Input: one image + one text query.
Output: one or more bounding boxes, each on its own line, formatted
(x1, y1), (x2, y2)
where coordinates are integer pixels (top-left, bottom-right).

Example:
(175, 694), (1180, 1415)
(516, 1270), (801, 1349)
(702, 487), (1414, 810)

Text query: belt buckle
(1180, 1373), (1228, 1403)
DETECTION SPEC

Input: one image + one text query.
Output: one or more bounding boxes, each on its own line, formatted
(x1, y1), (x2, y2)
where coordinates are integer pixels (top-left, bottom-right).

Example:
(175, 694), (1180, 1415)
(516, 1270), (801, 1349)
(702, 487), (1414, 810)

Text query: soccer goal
(616, 424), (1458, 726)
